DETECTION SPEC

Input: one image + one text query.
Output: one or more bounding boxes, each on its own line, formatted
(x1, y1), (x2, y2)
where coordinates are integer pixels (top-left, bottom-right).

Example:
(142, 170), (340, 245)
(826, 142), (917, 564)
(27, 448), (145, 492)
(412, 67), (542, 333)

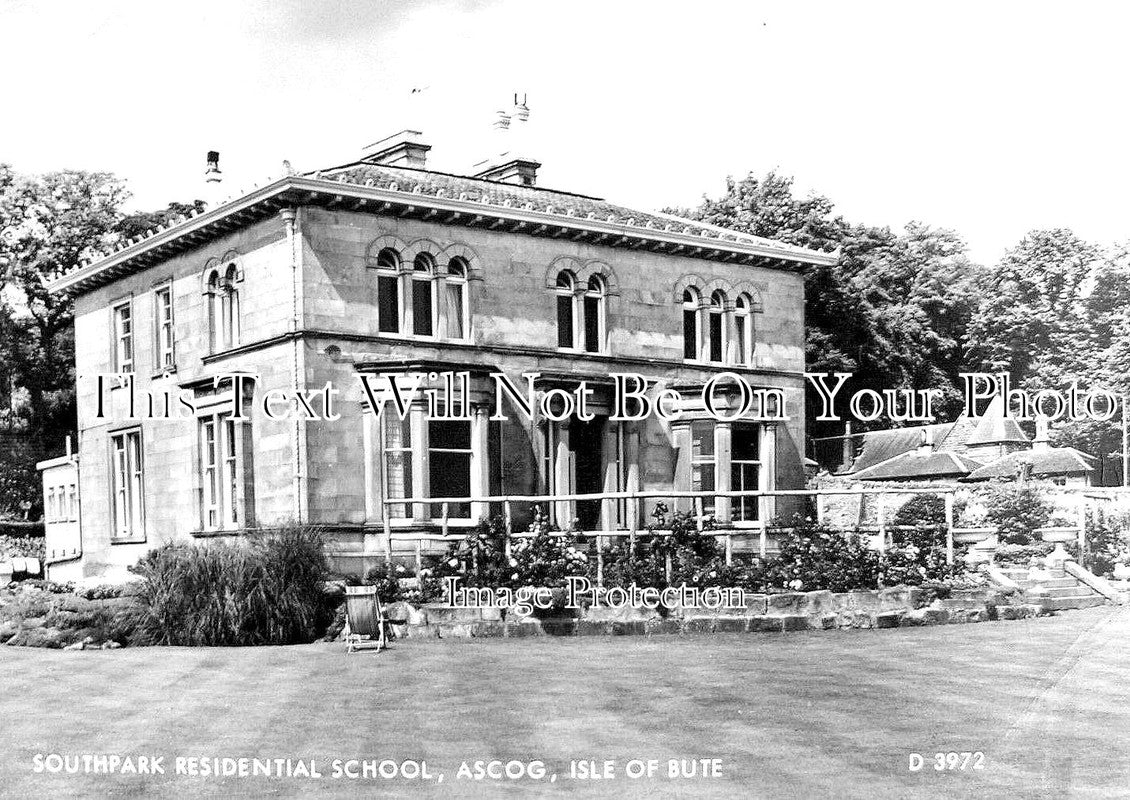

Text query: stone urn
(1037, 526), (1078, 544)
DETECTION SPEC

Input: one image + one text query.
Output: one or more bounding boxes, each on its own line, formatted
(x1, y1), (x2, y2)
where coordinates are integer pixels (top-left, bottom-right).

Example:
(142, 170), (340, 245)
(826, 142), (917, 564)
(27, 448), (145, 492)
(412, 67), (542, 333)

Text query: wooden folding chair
(343, 584), (387, 653)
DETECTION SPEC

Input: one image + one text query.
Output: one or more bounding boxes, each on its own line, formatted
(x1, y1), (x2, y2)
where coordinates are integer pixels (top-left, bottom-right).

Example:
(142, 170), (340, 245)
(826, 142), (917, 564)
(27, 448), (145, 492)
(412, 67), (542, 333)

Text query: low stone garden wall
(384, 586), (1050, 641)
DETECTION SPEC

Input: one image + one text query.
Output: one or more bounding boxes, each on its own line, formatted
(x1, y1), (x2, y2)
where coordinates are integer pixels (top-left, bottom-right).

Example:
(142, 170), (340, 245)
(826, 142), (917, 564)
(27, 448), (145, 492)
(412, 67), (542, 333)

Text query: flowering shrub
(768, 520), (880, 592)
(509, 507), (588, 587)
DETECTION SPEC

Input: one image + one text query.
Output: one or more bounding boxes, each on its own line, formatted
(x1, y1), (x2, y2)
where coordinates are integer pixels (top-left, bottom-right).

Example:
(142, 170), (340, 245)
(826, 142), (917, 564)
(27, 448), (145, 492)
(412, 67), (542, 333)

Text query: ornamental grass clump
(130, 526), (331, 646)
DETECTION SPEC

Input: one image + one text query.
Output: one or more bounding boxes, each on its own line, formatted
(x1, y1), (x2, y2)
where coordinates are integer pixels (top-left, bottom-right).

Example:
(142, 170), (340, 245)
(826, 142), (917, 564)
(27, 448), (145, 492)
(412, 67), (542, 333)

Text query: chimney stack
(473, 93), (540, 186)
(361, 130), (431, 169)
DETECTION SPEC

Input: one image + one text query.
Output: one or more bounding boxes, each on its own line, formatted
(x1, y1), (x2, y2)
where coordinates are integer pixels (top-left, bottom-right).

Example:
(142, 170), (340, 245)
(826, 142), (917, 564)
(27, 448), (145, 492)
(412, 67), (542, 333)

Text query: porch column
(625, 426), (641, 531)
(470, 405), (490, 521)
(714, 421), (732, 524)
(672, 421), (692, 513)
(761, 423), (777, 522)
(601, 421), (619, 531)
(554, 423), (573, 526)
(410, 402), (429, 522)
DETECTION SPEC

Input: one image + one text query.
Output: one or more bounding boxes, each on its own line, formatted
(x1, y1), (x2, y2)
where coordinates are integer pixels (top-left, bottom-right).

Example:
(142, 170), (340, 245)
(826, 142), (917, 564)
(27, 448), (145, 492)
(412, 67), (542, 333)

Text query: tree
(0, 164), (201, 514)
(673, 172), (980, 438)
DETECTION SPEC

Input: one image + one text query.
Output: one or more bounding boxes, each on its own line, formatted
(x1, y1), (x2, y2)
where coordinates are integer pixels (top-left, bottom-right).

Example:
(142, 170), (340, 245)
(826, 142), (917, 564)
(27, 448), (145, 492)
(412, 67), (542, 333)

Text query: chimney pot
(205, 151), (222, 184)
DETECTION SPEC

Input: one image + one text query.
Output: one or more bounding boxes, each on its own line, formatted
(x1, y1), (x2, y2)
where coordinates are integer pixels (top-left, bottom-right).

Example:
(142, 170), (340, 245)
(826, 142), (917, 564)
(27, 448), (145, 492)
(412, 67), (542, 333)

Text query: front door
(570, 417), (604, 531)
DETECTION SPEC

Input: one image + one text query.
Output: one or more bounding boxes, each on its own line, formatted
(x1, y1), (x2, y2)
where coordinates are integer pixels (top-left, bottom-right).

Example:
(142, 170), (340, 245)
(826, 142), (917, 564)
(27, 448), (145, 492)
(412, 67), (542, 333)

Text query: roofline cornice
(49, 175), (838, 296)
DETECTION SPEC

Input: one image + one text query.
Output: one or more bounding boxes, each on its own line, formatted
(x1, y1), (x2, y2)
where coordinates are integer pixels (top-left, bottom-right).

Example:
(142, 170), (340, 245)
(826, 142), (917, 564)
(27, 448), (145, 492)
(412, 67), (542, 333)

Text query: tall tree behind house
(672, 171), (979, 441)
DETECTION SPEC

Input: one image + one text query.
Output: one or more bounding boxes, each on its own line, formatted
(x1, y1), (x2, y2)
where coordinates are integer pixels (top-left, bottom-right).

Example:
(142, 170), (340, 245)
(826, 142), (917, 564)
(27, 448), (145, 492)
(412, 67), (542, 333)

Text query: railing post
(414, 537), (423, 578)
(944, 492), (955, 565)
(441, 502), (450, 539)
(694, 496), (705, 532)
(665, 552), (672, 584)
(877, 493), (887, 553)
(504, 499), (513, 559)
(1077, 495), (1087, 565)
(383, 511), (393, 572)
(759, 523), (766, 558)
(596, 535), (604, 588)
(725, 533), (733, 566)
(816, 493), (825, 526)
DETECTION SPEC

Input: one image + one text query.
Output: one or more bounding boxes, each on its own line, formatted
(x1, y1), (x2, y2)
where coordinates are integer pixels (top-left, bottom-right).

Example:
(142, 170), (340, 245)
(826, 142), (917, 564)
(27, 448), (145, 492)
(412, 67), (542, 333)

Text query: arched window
(682, 288), (700, 360)
(708, 290), (726, 363)
(375, 247), (401, 334)
(583, 274), (606, 353)
(222, 264), (240, 348)
(445, 257), (470, 340)
(555, 270), (577, 349)
(207, 270), (221, 352)
(411, 253), (436, 337)
(734, 293), (752, 365)
(207, 264), (240, 352)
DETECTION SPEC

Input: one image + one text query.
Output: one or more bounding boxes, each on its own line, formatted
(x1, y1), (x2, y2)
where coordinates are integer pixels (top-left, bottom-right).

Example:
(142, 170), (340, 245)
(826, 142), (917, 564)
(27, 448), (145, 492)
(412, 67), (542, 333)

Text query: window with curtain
(445, 257), (469, 340)
(383, 415), (413, 518)
(734, 293), (752, 365)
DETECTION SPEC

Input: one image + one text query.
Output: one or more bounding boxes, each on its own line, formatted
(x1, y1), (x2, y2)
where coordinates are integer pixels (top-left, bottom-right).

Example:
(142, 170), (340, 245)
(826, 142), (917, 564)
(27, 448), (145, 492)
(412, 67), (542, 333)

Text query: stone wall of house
(70, 204), (808, 577)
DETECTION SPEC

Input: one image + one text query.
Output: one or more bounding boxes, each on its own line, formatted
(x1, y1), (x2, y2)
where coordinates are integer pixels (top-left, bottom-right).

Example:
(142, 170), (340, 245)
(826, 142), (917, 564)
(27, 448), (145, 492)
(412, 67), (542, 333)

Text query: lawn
(1, 607), (1128, 799)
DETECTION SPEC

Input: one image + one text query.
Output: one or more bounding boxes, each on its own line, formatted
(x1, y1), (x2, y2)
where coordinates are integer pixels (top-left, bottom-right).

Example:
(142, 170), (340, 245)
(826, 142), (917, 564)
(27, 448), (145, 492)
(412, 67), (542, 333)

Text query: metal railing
(375, 486), (1012, 578)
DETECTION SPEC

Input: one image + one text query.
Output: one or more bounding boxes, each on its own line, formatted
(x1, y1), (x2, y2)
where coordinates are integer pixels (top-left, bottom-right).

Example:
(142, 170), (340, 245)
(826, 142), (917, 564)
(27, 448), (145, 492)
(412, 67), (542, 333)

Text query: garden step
(1047, 595), (1108, 611)
(1014, 578), (1084, 590)
(1040, 586), (1101, 599)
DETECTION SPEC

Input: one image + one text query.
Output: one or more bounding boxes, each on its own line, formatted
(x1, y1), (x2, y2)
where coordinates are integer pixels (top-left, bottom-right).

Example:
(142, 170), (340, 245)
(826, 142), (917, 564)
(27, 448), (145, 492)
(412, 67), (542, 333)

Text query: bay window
(731, 422), (762, 522)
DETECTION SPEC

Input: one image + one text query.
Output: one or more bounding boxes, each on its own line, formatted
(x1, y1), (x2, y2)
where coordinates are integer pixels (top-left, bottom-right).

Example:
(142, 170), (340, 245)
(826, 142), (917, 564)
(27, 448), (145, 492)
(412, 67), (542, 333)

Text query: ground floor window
(731, 422), (761, 521)
(690, 420), (716, 515)
(428, 420), (472, 518)
(110, 429), (144, 541)
(199, 414), (251, 530)
(378, 412), (475, 521)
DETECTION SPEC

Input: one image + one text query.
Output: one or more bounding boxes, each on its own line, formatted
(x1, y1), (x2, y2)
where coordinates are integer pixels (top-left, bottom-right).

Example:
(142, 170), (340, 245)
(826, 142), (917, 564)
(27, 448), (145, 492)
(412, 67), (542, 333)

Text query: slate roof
(963, 448), (1096, 481)
(311, 160), (825, 257)
(852, 450), (985, 482)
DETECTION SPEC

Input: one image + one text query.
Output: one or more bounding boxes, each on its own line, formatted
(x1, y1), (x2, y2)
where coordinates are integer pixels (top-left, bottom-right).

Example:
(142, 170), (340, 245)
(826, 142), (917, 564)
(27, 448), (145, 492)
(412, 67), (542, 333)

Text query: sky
(1, 0), (1128, 265)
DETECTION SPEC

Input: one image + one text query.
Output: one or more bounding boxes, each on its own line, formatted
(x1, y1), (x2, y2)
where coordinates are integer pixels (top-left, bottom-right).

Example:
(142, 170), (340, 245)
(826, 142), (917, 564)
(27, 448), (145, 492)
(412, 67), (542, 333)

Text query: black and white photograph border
(2, 1), (1130, 798)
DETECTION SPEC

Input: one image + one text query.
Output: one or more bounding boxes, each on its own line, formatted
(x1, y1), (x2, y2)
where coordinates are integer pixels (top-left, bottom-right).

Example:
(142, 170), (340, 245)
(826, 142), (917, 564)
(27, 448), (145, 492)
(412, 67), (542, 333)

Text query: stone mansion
(43, 117), (836, 581)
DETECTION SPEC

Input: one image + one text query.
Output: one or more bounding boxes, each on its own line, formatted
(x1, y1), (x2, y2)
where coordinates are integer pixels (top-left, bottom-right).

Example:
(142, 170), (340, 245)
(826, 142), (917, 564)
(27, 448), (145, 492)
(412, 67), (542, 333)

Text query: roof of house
(963, 447), (1096, 481)
(48, 159), (839, 297)
(851, 450), (985, 481)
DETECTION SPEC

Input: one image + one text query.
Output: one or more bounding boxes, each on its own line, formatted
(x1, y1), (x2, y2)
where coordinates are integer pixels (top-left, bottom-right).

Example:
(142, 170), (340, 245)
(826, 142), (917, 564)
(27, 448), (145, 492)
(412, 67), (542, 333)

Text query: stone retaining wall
(385, 586), (1051, 640)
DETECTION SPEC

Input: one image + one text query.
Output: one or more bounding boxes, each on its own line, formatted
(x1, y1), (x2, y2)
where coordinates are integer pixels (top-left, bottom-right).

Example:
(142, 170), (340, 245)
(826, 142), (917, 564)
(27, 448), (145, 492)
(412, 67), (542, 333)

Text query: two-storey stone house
(46, 128), (835, 581)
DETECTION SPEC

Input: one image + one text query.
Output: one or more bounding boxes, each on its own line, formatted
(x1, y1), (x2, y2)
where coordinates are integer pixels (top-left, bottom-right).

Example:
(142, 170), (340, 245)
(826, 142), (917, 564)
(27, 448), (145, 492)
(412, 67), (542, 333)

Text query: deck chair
(343, 584), (387, 653)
